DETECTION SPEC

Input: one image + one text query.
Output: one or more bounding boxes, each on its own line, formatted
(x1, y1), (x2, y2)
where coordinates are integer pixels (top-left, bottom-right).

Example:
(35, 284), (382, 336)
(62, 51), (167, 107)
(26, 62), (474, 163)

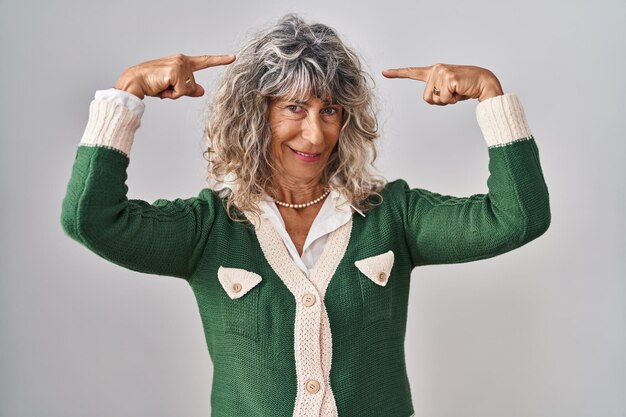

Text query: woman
(61, 13), (550, 417)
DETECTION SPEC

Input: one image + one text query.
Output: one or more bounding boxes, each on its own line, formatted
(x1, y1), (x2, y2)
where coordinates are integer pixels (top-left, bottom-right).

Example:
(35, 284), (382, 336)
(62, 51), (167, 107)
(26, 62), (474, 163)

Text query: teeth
(295, 150), (318, 157)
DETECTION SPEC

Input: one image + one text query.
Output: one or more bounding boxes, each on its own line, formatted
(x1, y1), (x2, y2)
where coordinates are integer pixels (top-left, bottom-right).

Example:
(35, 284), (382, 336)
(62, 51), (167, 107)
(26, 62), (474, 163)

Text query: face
(268, 96), (343, 186)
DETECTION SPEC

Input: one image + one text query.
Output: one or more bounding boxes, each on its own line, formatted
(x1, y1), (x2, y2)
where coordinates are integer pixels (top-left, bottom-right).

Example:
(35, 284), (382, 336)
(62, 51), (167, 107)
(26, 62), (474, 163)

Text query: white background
(1, 0), (624, 416)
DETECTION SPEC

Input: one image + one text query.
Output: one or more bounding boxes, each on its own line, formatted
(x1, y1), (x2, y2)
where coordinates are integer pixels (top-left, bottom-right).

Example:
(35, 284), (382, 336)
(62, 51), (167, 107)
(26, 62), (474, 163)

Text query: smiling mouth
(293, 149), (320, 157)
(288, 146), (322, 158)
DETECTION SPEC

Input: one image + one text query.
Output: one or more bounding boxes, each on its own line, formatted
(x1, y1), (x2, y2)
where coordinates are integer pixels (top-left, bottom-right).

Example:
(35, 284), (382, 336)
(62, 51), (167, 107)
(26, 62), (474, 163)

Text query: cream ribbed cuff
(79, 100), (141, 157)
(95, 88), (146, 118)
(476, 93), (533, 148)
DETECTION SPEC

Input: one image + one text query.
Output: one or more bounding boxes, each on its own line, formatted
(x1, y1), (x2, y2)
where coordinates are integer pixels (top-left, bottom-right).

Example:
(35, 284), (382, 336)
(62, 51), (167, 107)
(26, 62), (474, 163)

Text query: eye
(286, 105), (302, 113)
(321, 106), (339, 116)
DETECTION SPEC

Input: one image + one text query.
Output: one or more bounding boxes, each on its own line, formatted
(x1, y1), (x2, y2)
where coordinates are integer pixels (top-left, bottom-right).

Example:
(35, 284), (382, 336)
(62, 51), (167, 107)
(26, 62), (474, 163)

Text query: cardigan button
(377, 272), (387, 282)
(305, 379), (320, 394)
(302, 293), (316, 307)
(232, 283), (242, 293)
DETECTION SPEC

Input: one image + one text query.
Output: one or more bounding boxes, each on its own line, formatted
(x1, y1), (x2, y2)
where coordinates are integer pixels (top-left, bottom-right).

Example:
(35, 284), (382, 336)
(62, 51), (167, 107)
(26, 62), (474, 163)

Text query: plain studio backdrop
(1, 0), (624, 416)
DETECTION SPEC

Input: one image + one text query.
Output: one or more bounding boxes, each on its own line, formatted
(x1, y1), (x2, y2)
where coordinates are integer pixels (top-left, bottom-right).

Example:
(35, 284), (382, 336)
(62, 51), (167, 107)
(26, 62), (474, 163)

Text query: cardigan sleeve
(60, 98), (216, 280)
(402, 94), (551, 267)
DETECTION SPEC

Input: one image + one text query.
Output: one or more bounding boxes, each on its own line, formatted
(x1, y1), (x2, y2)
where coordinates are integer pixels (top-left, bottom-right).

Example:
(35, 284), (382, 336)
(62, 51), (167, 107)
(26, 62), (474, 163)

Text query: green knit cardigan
(61, 94), (550, 417)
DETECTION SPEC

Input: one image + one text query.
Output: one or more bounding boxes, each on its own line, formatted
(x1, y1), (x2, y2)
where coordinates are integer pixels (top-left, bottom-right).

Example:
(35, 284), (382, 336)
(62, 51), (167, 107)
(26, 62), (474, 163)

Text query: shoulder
(196, 188), (252, 225)
(381, 179), (411, 195)
(197, 188), (221, 203)
(368, 178), (442, 219)
(376, 178), (412, 206)
(196, 188), (230, 216)
(362, 179), (411, 219)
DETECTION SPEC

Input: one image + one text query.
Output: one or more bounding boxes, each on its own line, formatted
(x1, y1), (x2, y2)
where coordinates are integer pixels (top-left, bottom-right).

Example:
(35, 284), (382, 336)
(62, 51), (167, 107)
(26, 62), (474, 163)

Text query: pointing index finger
(189, 54), (236, 72)
(382, 66), (431, 81)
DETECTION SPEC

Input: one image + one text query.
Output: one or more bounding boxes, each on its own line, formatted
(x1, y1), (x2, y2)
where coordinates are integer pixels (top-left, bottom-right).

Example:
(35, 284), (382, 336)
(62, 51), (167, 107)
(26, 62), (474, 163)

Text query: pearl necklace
(274, 189), (331, 209)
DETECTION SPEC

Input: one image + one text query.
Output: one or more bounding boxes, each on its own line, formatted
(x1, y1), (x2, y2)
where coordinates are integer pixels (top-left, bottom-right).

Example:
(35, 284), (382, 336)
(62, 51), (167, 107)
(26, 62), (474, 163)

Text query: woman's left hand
(382, 63), (504, 104)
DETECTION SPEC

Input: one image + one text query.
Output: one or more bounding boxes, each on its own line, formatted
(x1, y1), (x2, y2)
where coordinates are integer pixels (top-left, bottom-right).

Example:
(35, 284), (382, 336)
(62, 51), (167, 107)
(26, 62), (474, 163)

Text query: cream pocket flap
(355, 250), (395, 287)
(217, 267), (262, 299)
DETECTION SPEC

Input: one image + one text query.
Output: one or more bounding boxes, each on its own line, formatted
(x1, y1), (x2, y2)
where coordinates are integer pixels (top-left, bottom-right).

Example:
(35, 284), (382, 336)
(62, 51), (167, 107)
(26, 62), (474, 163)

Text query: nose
(302, 113), (324, 146)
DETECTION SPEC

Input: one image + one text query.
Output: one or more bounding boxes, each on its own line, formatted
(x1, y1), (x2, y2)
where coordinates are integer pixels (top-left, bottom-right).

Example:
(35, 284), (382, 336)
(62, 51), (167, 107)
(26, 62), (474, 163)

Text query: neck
(269, 175), (327, 205)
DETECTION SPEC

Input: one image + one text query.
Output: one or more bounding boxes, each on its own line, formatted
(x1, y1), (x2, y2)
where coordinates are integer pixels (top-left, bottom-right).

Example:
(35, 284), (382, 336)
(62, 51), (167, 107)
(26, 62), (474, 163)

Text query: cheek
(268, 123), (287, 150)
(326, 125), (341, 149)
(270, 118), (298, 142)
(269, 136), (286, 162)
(269, 128), (296, 165)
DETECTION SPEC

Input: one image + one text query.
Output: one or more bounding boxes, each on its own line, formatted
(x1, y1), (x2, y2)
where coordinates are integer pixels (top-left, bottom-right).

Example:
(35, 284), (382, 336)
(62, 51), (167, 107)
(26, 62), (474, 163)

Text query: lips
(293, 149), (320, 157)
(288, 146), (322, 162)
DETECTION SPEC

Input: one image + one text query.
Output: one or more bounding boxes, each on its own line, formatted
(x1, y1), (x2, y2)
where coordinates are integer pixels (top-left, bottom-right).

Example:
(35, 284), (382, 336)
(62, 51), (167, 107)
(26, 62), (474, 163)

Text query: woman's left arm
(383, 64), (551, 267)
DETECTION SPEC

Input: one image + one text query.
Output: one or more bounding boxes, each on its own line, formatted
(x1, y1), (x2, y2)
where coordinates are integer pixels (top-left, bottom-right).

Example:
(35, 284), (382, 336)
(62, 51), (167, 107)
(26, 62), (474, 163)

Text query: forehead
(270, 74), (335, 104)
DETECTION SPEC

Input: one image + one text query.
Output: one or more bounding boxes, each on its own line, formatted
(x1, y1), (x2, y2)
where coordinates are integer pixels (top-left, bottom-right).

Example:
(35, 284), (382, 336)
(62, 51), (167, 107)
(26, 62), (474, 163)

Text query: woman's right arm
(60, 94), (217, 280)
(61, 53), (236, 280)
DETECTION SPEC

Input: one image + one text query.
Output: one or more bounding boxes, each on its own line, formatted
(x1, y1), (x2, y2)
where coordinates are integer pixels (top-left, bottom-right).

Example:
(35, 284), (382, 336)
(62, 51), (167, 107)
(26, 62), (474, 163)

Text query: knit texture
(254, 215), (352, 416)
(475, 93), (532, 147)
(79, 100), (140, 157)
(61, 95), (551, 417)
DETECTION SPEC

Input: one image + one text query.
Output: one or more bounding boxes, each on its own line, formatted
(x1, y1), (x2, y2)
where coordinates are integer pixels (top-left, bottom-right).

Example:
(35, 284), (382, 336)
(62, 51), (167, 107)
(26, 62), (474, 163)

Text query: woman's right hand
(114, 53), (236, 100)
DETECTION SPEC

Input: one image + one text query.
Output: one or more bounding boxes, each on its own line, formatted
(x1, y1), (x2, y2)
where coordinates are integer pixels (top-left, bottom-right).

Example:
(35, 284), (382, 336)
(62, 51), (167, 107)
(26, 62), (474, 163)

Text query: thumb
(189, 84), (206, 97)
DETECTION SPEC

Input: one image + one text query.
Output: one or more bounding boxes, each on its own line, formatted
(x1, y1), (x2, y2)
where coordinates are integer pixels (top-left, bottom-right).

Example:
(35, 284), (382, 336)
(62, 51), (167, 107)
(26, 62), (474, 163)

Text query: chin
(285, 164), (327, 181)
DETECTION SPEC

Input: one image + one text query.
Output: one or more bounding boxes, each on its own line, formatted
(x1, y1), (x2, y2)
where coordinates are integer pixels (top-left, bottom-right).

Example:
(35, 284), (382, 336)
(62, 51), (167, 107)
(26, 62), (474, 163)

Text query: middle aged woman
(61, 13), (551, 417)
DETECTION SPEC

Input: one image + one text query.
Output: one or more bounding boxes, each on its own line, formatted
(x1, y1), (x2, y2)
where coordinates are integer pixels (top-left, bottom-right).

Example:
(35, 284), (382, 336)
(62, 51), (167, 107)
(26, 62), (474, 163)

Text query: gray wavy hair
(203, 13), (385, 220)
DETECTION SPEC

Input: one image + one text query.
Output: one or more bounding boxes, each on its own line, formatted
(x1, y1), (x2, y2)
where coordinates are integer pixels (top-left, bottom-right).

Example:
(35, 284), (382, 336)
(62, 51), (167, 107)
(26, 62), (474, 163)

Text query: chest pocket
(217, 266), (262, 342)
(355, 251), (395, 328)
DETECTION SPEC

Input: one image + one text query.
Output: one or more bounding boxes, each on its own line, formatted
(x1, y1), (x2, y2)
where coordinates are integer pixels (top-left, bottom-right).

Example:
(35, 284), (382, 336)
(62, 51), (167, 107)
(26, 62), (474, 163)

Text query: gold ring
(433, 87), (440, 96)
(185, 77), (193, 86)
